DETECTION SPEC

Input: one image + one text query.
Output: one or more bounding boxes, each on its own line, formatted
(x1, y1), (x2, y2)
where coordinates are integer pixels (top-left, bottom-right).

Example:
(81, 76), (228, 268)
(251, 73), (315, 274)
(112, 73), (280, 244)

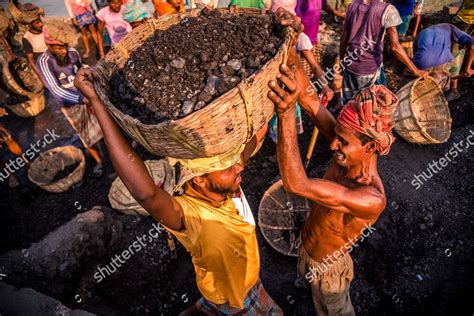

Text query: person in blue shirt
(391, 0), (423, 37)
(413, 23), (474, 101)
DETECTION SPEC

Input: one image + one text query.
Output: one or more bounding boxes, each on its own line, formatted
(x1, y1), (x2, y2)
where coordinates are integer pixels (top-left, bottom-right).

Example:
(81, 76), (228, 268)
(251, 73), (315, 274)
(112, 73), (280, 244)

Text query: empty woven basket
(258, 180), (311, 257)
(394, 77), (451, 144)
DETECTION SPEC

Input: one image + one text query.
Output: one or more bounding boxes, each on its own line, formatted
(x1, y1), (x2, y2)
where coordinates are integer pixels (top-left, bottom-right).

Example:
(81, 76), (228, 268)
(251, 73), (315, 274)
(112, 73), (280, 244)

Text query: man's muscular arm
(74, 68), (183, 230)
(270, 66), (385, 220)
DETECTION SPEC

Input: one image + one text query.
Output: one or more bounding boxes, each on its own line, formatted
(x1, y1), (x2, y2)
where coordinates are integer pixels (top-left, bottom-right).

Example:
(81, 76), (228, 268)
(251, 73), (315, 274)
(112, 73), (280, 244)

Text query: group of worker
(0, 0), (473, 314)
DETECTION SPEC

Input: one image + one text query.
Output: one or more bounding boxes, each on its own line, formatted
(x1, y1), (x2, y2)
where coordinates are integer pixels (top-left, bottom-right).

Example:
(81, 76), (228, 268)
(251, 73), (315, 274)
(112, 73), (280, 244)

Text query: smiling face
(194, 163), (244, 196)
(330, 123), (375, 167)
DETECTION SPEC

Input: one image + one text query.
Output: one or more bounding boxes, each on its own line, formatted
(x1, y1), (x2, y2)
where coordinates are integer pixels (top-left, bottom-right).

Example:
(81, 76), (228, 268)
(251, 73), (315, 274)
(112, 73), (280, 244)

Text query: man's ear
(192, 175), (207, 188)
(366, 141), (376, 153)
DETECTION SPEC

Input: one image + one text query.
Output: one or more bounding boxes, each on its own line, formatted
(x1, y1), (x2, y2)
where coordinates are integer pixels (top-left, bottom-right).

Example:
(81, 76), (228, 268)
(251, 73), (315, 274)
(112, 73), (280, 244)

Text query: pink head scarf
(337, 85), (399, 156)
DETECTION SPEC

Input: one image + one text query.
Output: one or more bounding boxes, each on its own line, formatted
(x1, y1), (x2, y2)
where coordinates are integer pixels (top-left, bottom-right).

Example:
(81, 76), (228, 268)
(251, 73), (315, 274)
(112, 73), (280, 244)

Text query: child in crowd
(96, 0), (132, 58)
(68, 0), (99, 58)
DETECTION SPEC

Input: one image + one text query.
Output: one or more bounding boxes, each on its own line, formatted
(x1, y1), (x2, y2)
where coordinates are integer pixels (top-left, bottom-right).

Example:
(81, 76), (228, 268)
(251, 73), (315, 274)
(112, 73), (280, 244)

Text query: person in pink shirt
(69, 0), (99, 58)
(96, 0), (132, 58)
(296, 0), (344, 62)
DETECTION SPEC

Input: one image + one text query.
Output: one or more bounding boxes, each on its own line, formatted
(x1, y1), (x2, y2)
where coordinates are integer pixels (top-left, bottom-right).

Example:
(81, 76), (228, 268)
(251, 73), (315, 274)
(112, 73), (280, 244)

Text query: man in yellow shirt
(74, 63), (281, 315)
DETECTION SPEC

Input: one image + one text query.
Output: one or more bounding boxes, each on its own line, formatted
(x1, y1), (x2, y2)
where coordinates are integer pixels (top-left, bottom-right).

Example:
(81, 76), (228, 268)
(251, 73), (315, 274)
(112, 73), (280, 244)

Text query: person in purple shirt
(413, 23), (473, 101)
(339, 0), (428, 105)
(296, 0), (344, 62)
(37, 22), (105, 177)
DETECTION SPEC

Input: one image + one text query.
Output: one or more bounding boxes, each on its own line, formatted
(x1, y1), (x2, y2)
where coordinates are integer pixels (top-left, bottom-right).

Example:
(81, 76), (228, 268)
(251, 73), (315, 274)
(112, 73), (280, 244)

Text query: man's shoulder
(36, 50), (52, 66)
(96, 6), (109, 19)
(23, 31), (32, 40)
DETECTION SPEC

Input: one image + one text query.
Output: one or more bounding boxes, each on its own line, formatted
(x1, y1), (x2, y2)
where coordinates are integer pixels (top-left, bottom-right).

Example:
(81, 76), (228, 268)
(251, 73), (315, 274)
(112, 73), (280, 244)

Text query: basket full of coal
(94, 8), (292, 159)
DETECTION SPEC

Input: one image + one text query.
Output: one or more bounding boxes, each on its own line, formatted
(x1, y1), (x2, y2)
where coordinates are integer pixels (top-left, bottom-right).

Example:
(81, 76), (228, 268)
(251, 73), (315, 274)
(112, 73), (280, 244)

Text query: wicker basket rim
(397, 76), (448, 143)
(1, 58), (41, 98)
(95, 9), (293, 129)
(28, 146), (85, 187)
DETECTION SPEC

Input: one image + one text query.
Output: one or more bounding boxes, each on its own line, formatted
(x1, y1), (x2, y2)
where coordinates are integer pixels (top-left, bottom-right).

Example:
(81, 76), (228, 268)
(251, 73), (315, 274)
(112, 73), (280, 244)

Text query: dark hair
(357, 133), (372, 145)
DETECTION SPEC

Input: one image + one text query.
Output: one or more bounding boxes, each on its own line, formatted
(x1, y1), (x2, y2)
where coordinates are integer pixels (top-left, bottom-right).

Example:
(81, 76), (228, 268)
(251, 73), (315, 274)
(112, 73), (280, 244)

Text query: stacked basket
(94, 9), (292, 159)
(1, 56), (45, 118)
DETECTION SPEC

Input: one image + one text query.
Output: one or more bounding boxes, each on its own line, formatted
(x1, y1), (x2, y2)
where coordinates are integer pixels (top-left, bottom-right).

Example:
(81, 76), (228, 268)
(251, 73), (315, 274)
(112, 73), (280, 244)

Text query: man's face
(330, 123), (375, 167)
(201, 163), (244, 196)
(109, 0), (122, 13)
(168, 0), (180, 10)
(30, 19), (43, 33)
(48, 44), (70, 66)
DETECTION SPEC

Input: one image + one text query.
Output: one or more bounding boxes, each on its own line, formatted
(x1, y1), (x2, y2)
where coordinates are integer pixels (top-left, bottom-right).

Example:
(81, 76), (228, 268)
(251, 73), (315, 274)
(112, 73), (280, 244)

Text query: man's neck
(190, 182), (228, 204)
(344, 155), (378, 183)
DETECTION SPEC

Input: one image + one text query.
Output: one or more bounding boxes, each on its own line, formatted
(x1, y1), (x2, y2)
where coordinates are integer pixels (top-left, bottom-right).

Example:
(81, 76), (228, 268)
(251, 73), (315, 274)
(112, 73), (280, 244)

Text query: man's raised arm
(286, 47), (336, 141)
(74, 68), (183, 231)
(269, 65), (385, 220)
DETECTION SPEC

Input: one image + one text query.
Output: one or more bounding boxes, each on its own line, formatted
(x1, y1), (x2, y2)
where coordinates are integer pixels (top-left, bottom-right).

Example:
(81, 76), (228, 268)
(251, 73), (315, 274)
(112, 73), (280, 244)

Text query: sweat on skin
(305, 222), (377, 282)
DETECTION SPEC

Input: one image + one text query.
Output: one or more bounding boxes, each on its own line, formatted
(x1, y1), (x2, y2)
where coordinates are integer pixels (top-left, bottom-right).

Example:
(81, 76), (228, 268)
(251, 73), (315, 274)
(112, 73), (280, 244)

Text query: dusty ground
(1, 10), (473, 316)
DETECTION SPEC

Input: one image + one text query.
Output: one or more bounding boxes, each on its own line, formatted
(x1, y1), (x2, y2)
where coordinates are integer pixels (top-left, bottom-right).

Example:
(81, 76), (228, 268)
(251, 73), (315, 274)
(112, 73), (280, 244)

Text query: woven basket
(7, 0), (23, 24)
(7, 93), (45, 117)
(258, 180), (311, 257)
(394, 77), (451, 144)
(300, 45), (321, 79)
(108, 159), (175, 216)
(28, 146), (86, 193)
(1, 57), (43, 97)
(94, 9), (293, 159)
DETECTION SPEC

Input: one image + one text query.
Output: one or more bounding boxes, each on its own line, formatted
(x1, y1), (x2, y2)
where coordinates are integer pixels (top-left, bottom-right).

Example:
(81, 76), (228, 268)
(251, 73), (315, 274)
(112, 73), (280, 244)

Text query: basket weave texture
(1, 57), (43, 97)
(258, 180), (311, 257)
(108, 159), (175, 216)
(94, 9), (292, 159)
(28, 146), (86, 193)
(7, 93), (45, 117)
(394, 77), (451, 144)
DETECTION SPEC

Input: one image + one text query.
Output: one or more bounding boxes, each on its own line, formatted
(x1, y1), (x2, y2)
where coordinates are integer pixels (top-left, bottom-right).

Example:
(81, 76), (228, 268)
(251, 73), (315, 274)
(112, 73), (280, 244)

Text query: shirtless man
(268, 48), (398, 315)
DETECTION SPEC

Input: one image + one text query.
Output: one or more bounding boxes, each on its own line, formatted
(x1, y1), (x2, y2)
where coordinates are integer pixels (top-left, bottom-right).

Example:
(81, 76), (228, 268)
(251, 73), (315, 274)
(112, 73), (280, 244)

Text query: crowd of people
(0, 0), (473, 314)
